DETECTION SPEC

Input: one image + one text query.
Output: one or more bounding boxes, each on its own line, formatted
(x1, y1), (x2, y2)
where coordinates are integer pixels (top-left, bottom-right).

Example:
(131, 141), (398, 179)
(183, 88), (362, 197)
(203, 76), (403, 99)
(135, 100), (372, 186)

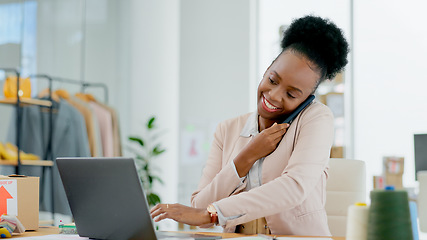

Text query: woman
(151, 15), (349, 236)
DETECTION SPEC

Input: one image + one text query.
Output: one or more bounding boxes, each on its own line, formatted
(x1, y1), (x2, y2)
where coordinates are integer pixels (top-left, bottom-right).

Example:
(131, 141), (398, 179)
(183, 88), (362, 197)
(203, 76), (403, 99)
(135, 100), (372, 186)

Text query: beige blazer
(191, 101), (333, 236)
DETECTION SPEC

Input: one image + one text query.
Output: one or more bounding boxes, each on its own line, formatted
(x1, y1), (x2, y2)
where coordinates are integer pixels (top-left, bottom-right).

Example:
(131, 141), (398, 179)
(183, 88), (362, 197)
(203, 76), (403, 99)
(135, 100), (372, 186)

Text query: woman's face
(257, 50), (320, 123)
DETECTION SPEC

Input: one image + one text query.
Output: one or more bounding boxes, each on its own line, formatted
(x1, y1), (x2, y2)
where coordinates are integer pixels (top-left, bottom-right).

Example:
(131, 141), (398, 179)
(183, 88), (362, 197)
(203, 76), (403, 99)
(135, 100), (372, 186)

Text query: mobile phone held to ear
(282, 95), (315, 124)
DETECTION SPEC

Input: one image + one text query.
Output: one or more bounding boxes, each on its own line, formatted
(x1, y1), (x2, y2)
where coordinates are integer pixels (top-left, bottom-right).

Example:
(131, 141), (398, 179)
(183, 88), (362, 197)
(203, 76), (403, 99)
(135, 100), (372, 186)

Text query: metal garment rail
(1, 68), (109, 224)
(28, 74), (109, 222)
(1, 68), (23, 173)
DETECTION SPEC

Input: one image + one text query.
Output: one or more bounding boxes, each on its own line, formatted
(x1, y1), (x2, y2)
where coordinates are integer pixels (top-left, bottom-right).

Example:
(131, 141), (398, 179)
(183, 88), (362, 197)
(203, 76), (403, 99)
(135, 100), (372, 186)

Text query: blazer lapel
(262, 121), (298, 184)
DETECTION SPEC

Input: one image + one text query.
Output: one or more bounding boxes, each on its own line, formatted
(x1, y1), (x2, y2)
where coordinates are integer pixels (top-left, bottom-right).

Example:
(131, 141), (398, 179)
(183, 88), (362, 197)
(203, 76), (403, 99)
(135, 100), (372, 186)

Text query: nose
(269, 86), (283, 103)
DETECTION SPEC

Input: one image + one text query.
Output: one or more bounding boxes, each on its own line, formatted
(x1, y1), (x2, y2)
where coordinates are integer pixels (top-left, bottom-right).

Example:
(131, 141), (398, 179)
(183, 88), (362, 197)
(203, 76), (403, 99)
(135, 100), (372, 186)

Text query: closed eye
(269, 77), (277, 85)
(287, 92), (296, 98)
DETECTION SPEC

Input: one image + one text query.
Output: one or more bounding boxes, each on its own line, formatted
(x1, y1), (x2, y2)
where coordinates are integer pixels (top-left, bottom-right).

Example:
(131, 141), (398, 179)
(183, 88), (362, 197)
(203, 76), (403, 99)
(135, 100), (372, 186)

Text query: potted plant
(128, 116), (165, 206)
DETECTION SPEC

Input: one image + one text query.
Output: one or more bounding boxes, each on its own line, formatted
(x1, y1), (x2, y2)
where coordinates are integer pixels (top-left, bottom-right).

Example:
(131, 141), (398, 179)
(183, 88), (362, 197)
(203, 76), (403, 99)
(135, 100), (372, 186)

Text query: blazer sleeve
(214, 105), (334, 228)
(191, 121), (248, 208)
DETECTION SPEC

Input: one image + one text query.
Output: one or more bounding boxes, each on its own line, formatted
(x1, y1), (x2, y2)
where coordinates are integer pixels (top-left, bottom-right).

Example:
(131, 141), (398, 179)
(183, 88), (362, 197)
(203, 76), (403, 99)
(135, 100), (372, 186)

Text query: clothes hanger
(85, 93), (97, 102)
(74, 92), (90, 102)
(54, 89), (70, 100)
(38, 88), (60, 102)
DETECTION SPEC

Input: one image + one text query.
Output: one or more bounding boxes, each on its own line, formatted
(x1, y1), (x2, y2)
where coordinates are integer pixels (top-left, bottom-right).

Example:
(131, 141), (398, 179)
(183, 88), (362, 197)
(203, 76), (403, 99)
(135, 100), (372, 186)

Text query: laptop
(57, 157), (221, 240)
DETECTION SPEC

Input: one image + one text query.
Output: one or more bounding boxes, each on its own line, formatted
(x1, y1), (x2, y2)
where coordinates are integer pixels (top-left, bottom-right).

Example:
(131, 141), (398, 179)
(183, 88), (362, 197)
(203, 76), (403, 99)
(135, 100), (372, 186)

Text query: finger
(150, 204), (161, 214)
(266, 123), (289, 133)
(150, 203), (168, 214)
(150, 207), (164, 219)
(274, 123), (289, 130)
(270, 126), (288, 137)
(150, 204), (169, 218)
(154, 212), (172, 222)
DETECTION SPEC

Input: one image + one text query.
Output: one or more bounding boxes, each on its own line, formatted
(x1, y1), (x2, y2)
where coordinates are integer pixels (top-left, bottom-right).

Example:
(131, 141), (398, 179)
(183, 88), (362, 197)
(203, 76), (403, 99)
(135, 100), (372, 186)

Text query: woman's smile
(262, 95), (281, 112)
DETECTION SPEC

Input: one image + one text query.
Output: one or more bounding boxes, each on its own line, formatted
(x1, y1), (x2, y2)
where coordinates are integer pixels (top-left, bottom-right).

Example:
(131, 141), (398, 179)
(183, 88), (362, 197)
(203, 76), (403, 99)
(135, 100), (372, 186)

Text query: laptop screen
(415, 134), (427, 180)
(57, 157), (158, 240)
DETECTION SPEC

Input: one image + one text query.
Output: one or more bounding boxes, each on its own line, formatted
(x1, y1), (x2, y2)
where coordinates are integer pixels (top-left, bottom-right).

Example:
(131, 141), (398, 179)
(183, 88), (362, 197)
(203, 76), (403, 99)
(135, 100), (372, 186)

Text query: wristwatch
(207, 204), (218, 224)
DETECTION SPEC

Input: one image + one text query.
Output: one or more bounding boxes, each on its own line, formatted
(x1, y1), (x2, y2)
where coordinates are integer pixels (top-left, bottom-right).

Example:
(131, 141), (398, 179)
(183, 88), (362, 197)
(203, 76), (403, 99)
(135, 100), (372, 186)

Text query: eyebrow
(272, 70), (304, 95)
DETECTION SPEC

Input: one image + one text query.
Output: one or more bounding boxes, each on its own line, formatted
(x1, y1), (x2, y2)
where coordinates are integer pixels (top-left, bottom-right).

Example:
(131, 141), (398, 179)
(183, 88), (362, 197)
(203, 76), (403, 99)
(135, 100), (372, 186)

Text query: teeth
(265, 98), (278, 109)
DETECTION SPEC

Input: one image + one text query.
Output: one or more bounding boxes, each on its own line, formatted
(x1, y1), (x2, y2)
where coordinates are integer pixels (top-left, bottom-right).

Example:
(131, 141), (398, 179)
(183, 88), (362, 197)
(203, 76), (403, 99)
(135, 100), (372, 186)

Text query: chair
(325, 158), (366, 237)
(419, 171), (427, 232)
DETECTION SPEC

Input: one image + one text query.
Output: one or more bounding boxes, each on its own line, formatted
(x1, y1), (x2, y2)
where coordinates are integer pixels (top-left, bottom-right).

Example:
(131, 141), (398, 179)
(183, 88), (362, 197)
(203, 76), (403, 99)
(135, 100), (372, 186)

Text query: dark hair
(281, 15), (349, 82)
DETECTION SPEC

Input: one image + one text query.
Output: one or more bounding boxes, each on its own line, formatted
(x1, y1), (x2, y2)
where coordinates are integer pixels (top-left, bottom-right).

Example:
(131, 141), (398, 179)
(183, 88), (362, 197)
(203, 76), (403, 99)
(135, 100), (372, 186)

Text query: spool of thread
(367, 188), (413, 240)
(409, 201), (419, 240)
(346, 202), (369, 240)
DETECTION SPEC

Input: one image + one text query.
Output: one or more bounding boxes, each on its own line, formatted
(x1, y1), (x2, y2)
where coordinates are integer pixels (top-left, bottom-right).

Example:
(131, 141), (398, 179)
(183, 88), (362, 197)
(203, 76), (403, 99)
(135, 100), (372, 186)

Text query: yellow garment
(0, 142), (40, 161)
(3, 76), (31, 99)
(0, 227), (11, 237)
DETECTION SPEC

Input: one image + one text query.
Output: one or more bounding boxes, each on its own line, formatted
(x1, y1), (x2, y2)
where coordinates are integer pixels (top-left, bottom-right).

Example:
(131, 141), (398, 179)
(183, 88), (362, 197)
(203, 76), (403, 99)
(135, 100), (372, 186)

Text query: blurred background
(0, 0), (426, 231)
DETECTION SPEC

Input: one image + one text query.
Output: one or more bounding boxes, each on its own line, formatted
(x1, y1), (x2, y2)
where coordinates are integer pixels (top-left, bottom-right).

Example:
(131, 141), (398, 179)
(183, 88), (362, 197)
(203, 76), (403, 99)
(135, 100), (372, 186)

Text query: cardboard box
(0, 175), (39, 230)
(383, 156), (404, 189)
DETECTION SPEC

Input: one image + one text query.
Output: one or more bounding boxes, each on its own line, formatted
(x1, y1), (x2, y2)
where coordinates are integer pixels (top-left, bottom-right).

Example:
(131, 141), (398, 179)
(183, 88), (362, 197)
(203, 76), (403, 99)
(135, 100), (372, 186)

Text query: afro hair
(281, 15), (349, 80)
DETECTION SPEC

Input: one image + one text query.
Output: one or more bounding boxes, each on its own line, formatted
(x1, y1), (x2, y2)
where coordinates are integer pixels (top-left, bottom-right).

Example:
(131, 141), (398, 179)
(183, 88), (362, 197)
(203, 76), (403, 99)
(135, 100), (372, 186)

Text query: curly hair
(281, 15), (349, 81)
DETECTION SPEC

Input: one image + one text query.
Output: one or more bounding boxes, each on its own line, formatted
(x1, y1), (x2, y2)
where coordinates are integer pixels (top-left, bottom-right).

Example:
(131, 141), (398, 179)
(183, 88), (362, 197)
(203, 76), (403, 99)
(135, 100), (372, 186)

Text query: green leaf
(147, 117), (156, 129)
(129, 136), (144, 147)
(152, 145), (166, 156)
(152, 176), (164, 185)
(147, 193), (161, 206)
(135, 155), (147, 162)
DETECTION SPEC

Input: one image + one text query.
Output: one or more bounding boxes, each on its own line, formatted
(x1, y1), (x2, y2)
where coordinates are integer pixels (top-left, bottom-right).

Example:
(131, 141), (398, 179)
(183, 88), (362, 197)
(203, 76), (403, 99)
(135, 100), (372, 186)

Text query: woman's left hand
(150, 203), (211, 226)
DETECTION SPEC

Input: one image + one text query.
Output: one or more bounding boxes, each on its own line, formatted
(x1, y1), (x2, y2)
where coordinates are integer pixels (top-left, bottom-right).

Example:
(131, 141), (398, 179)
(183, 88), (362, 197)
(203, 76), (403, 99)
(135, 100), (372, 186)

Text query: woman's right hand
(234, 122), (289, 177)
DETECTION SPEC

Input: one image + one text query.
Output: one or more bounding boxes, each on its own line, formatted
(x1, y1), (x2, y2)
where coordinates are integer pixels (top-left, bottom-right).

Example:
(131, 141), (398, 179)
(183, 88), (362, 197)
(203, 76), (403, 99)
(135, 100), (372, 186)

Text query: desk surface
(13, 227), (345, 239)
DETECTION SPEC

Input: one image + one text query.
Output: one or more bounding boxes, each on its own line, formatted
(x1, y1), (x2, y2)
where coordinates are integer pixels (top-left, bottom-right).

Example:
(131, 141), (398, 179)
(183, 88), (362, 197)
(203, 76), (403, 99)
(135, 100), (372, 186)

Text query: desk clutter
(0, 175), (39, 231)
(0, 215), (25, 238)
(346, 186), (416, 240)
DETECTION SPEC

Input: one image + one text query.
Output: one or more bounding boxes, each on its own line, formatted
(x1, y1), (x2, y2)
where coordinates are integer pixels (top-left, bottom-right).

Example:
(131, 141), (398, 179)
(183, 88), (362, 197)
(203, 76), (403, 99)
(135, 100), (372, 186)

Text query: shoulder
(215, 112), (253, 138)
(218, 112), (253, 129)
(300, 101), (333, 122)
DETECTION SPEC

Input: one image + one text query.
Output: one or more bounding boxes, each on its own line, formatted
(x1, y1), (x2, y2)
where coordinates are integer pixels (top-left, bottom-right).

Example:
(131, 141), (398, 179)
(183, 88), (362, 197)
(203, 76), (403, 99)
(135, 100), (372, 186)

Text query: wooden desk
(13, 226), (59, 237)
(12, 227), (345, 239)
(194, 232), (345, 239)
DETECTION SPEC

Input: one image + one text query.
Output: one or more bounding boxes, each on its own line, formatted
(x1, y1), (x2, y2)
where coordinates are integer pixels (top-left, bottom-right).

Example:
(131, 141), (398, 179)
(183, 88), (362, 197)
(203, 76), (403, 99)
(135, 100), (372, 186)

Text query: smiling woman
(151, 15), (349, 236)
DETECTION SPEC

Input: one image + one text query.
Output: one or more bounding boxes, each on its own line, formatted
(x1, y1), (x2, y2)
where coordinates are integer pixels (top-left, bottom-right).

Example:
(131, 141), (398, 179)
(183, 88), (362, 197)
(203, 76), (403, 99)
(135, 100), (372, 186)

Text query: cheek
(257, 78), (268, 93)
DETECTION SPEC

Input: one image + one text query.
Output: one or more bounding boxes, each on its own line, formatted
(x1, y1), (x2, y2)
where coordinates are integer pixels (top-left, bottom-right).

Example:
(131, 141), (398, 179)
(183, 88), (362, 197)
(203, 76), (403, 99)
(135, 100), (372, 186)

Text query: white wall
(128, 0), (180, 209)
(37, 0), (84, 80)
(258, 0), (351, 82)
(178, 0), (252, 208)
(353, 0), (427, 190)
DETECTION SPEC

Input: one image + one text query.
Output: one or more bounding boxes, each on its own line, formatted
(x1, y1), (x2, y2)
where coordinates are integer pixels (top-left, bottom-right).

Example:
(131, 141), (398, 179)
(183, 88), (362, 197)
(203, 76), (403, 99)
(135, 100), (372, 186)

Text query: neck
(258, 116), (277, 132)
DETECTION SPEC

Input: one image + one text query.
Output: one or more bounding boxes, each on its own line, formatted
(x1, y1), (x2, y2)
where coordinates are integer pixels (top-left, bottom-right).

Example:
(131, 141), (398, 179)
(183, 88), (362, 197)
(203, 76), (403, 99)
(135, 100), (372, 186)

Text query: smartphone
(282, 95), (315, 124)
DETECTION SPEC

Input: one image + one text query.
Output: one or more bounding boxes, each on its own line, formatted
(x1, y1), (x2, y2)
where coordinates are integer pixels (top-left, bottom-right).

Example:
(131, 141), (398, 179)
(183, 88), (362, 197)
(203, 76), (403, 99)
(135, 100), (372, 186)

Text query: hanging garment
(64, 96), (101, 157)
(7, 99), (90, 215)
(74, 93), (104, 157)
(89, 101), (114, 157)
(71, 96), (104, 157)
(96, 102), (122, 157)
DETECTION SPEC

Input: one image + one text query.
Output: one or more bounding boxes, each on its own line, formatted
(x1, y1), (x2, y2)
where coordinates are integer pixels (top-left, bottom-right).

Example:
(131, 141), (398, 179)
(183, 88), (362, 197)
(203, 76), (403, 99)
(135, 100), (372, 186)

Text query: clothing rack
(29, 74), (109, 104)
(1, 68), (109, 223)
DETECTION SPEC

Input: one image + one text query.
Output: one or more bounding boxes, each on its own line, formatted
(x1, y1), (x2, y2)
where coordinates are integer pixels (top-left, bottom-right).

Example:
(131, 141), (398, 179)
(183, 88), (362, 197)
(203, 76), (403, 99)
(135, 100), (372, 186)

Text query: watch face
(207, 204), (217, 214)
